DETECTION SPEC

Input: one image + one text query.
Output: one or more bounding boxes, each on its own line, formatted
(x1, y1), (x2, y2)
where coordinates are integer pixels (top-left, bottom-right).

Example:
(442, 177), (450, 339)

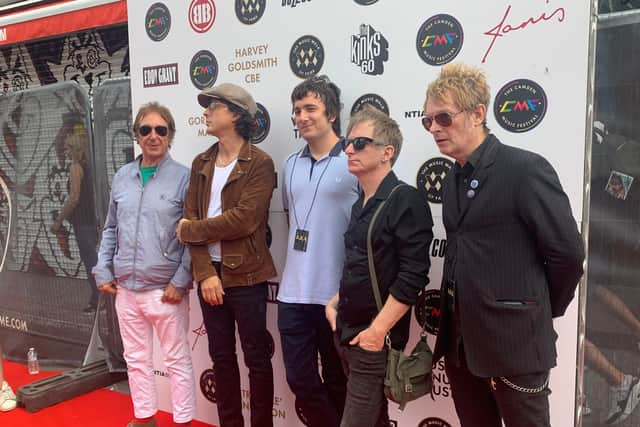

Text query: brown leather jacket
(182, 141), (277, 288)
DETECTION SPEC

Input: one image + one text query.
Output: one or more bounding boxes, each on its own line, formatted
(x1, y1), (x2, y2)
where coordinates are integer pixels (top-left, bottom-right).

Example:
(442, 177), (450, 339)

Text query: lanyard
(288, 151), (333, 231)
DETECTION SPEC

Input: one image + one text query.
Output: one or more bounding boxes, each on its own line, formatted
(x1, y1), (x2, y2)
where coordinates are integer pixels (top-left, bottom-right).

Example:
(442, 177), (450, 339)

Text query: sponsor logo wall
(127, 1), (590, 426)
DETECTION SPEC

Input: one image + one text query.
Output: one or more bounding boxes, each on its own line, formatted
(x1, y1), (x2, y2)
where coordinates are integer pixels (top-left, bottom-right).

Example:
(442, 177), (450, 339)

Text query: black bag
(367, 185), (433, 411)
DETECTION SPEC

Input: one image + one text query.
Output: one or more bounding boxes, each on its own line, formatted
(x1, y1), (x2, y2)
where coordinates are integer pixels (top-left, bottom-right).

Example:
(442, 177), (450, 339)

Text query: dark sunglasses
(344, 136), (376, 151)
(139, 125), (168, 137)
(421, 111), (463, 131)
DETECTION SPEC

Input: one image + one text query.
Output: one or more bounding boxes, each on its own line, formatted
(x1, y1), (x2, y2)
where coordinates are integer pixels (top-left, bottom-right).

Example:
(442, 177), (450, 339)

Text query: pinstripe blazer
(432, 135), (585, 377)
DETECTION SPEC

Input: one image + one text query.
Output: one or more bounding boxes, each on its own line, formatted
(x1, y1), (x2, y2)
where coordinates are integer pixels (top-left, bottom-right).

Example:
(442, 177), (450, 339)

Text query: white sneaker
(0, 380), (16, 412)
(605, 375), (640, 425)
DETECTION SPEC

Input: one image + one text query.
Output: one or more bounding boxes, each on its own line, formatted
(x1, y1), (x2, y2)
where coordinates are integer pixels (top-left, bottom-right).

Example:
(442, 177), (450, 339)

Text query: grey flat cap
(197, 83), (257, 116)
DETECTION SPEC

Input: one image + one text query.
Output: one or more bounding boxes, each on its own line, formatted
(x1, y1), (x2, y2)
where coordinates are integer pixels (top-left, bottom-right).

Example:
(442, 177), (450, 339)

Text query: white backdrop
(126, 1), (591, 426)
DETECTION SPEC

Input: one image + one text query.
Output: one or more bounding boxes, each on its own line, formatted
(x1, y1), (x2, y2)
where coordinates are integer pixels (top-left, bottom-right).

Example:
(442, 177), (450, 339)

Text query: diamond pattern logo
(289, 35), (325, 78)
(416, 157), (453, 204)
(235, 0), (265, 25)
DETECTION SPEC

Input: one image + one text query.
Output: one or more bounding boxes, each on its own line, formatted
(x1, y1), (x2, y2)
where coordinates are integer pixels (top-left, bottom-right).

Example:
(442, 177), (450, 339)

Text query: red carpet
(2, 361), (214, 427)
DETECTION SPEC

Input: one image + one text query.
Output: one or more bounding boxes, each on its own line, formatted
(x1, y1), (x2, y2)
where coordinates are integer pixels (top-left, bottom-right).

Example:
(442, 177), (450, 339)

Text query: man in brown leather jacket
(177, 83), (276, 427)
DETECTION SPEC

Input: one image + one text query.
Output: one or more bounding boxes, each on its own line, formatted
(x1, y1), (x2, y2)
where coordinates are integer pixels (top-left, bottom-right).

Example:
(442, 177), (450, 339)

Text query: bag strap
(366, 184), (407, 312)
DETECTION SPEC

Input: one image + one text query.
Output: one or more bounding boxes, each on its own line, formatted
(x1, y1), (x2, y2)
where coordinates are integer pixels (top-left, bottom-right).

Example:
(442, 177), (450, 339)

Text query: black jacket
(337, 171), (434, 350)
(433, 135), (585, 377)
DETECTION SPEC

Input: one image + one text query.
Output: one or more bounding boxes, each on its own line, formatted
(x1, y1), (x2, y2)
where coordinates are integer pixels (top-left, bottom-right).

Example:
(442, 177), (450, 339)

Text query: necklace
(215, 156), (238, 168)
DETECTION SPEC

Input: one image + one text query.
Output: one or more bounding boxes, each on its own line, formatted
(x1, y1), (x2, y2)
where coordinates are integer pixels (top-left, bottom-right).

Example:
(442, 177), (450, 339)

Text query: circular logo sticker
(145, 3), (171, 42)
(290, 35), (325, 79)
(416, 157), (453, 204)
(189, 50), (219, 90)
(189, 0), (216, 33)
(252, 103), (270, 144)
(199, 369), (217, 403)
(416, 14), (463, 66)
(418, 418), (452, 427)
(414, 289), (441, 335)
(351, 93), (389, 116)
(235, 0), (266, 25)
(494, 79), (548, 133)
(354, 0), (379, 4)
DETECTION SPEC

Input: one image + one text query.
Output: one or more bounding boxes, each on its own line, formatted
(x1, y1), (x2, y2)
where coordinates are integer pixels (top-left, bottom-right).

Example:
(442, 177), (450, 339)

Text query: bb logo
(235, 0), (266, 25)
(295, 398), (310, 425)
(494, 79), (548, 133)
(418, 418), (452, 427)
(189, 0), (216, 33)
(290, 35), (325, 78)
(351, 93), (389, 115)
(200, 369), (217, 403)
(414, 289), (441, 335)
(354, 0), (379, 4)
(189, 50), (219, 90)
(416, 14), (463, 66)
(351, 24), (388, 75)
(252, 103), (270, 144)
(145, 3), (171, 42)
(416, 157), (453, 204)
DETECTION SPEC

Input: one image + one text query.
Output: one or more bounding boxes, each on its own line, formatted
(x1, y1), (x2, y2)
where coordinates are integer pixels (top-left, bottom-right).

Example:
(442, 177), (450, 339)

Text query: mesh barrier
(91, 78), (132, 372)
(0, 83), (97, 363)
(0, 23), (130, 366)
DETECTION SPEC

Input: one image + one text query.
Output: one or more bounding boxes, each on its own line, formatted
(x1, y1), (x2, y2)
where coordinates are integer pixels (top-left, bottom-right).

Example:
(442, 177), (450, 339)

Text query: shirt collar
(455, 135), (489, 171)
(132, 153), (171, 177)
(300, 138), (344, 159)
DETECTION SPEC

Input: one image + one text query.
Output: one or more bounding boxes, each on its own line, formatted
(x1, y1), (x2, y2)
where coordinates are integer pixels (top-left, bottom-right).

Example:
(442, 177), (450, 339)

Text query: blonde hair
(426, 62), (491, 130)
(66, 124), (89, 165)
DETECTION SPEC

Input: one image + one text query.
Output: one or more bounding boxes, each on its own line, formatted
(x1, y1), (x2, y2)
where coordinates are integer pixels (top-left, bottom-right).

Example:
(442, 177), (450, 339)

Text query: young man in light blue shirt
(278, 76), (359, 427)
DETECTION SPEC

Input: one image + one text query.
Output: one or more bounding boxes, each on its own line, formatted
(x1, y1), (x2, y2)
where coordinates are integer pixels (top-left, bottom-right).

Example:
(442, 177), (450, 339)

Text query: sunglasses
(208, 100), (228, 110)
(139, 125), (168, 137)
(344, 136), (377, 151)
(421, 111), (463, 131)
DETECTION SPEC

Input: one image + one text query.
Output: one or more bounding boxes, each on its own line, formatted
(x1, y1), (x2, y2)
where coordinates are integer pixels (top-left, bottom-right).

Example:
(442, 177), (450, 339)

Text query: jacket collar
(130, 153), (172, 178)
(197, 140), (253, 162)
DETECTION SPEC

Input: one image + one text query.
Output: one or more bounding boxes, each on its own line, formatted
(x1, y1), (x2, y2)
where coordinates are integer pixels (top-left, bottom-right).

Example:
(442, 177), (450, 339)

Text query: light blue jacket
(93, 154), (192, 292)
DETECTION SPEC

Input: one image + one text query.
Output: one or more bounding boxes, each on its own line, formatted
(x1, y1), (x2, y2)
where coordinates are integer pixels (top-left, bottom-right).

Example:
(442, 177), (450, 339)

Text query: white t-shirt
(207, 159), (237, 261)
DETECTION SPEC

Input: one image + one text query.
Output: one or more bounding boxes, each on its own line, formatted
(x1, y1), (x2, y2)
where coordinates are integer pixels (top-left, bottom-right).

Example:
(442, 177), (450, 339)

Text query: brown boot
(126, 418), (158, 427)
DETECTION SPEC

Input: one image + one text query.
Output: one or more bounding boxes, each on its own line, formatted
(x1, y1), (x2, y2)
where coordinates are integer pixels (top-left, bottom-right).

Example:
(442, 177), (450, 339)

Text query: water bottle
(27, 347), (39, 375)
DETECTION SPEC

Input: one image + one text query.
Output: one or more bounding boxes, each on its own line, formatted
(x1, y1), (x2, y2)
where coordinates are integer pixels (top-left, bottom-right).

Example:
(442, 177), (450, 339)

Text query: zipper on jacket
(131, 172), (148, 284)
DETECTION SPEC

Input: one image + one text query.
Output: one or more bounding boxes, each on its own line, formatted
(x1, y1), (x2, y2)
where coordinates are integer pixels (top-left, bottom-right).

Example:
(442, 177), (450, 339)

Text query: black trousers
(198, 282), (274, 427)
(445, 350), (551, 427)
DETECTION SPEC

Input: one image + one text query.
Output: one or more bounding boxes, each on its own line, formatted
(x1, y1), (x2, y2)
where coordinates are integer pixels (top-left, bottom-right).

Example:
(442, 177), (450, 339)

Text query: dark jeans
(334, 340), (389, 427)
(278, 302), (346, 427)
(198, 282), (274, 427)
(446, 350), (550, 427)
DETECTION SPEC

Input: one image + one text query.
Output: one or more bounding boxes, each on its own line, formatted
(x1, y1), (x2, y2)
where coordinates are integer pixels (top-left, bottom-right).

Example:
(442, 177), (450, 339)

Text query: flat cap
(197, 83), (257, 116)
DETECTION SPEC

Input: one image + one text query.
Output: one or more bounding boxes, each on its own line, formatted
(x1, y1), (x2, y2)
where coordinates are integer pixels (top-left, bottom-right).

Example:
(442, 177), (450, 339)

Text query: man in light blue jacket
(93, 102), (195, 427)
